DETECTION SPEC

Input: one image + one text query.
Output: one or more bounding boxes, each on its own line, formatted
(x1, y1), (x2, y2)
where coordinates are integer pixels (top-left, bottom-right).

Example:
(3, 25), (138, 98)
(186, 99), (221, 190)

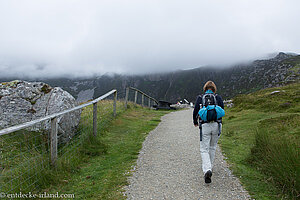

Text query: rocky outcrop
(76, 88), (95, 103)
(0, 80), (81, 144)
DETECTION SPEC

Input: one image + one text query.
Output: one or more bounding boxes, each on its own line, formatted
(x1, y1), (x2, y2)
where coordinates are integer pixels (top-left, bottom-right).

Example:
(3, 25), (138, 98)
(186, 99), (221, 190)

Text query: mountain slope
(1, 52), (299, 103)
(70, 52), (300, 102)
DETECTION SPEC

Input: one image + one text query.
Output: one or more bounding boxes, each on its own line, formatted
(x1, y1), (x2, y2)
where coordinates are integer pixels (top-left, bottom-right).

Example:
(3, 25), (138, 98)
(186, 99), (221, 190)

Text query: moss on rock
(41, 84), (52, 94)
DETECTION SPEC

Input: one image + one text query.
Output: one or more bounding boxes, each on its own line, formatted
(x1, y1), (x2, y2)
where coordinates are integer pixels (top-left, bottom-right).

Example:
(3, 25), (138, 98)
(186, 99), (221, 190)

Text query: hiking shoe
(204, 170), (212, 184)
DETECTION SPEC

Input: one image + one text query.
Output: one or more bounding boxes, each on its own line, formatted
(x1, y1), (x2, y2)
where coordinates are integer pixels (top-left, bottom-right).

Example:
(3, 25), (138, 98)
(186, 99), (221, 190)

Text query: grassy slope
(219, 83), (300, 199)
(46, 106), (170, 199)
(0, 100), (126, 193)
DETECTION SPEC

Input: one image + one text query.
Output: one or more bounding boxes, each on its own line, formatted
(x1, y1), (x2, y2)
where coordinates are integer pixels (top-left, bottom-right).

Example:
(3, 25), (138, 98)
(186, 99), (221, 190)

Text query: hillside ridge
(1, 52), (299, 103)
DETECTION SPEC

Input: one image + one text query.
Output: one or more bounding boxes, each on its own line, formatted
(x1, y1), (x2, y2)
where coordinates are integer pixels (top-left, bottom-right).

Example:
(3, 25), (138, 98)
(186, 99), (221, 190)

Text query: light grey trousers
(200, 122), (221, 174)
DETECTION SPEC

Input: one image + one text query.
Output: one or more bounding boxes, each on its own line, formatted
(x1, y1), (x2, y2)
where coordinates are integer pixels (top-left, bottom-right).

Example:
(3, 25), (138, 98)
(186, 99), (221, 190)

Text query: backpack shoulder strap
(213, 94), (217, 105)
(195, 94), (202, 106)
(199, 94), (204, 106)
(202, 94), (206, 106)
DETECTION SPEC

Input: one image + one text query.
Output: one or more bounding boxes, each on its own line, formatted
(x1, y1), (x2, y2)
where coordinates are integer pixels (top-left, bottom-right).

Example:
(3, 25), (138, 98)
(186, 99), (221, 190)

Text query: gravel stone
(125, 109), (251, 200)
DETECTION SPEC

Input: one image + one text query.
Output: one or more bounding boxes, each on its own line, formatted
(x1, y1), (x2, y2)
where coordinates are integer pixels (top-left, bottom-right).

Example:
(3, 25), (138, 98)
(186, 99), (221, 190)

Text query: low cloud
(0, 0), (299, 78)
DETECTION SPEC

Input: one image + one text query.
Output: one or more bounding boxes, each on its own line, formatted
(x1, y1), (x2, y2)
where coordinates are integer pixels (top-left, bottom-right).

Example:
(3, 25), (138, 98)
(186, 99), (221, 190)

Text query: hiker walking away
(193, 81), (225, 184)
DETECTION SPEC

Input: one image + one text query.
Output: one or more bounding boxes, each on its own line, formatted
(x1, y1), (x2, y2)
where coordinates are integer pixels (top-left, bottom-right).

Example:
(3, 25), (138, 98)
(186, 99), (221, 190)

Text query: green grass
(282, 55), (300, 66)
(1, 99), (166, 197)
(45, 104), (170, 199)
(219, 83), (300, 199)
(249, 115), (300, 198)
(289, 64), (300, 74)
(232, 83), (300, 113)
(0, 129), (52, 192)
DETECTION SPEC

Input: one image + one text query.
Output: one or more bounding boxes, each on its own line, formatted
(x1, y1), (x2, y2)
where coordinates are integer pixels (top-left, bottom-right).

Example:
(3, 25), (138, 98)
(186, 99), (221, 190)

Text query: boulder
(224, 99), (234, 108)
(0, 80), (81, 144)
(270, 90), (281, 95)
(227, 103), (234, 108)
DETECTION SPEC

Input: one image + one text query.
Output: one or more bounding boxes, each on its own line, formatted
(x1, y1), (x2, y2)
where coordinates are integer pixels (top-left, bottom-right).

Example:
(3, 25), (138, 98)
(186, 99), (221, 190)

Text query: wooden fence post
(148, 98), (151, 108)
(50, 117), (58, 167)
(125, 87), (129, 109)
(113, 91), (117, 117)
(134, 91), (137, 104)
(93, 102), (97, 137)
(142, 94), (144, 107)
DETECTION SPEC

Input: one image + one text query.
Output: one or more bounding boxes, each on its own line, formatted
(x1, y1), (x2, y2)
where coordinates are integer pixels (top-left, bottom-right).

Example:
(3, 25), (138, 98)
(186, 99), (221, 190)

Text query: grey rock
(76, 88), (95, 103)
(227, 103), (234, 108)
(0, 80), (81, 144)
(270, 90), (281, 95)
(224, 100), (234, 108)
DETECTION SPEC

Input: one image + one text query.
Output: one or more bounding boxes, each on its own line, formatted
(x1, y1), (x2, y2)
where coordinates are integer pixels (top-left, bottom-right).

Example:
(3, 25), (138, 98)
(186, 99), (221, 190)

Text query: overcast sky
(0, 0), (299, 78)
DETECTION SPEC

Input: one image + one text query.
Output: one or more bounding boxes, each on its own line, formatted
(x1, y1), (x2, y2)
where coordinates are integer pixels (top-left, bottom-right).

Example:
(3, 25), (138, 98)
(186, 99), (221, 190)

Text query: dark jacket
(193, 93), (224, 125)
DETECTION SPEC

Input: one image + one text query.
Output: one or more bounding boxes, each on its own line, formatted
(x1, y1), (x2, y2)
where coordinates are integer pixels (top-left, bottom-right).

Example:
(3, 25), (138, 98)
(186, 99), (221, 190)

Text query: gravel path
(125, 109), (251, 200)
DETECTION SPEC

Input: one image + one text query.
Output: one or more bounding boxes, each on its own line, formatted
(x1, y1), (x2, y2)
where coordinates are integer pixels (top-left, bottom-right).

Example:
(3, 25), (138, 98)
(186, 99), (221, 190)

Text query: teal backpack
(198, 91), (225, 122)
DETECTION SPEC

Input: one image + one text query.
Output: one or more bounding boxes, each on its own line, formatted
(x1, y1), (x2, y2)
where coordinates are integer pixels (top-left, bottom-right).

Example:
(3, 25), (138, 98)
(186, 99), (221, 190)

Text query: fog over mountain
(1, 52), (299, 104)
(0, 0), (300, 78)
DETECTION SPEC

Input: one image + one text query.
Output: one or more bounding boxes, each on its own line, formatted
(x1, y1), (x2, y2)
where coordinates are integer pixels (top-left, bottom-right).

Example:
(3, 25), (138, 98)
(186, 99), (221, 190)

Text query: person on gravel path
(193, 81), (224, 184)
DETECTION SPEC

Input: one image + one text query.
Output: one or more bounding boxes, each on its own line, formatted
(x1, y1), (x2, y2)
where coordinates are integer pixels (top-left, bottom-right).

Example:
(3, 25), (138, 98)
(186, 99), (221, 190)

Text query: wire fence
(0, 88), (157, 194)
(0, 126), (49, 193)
